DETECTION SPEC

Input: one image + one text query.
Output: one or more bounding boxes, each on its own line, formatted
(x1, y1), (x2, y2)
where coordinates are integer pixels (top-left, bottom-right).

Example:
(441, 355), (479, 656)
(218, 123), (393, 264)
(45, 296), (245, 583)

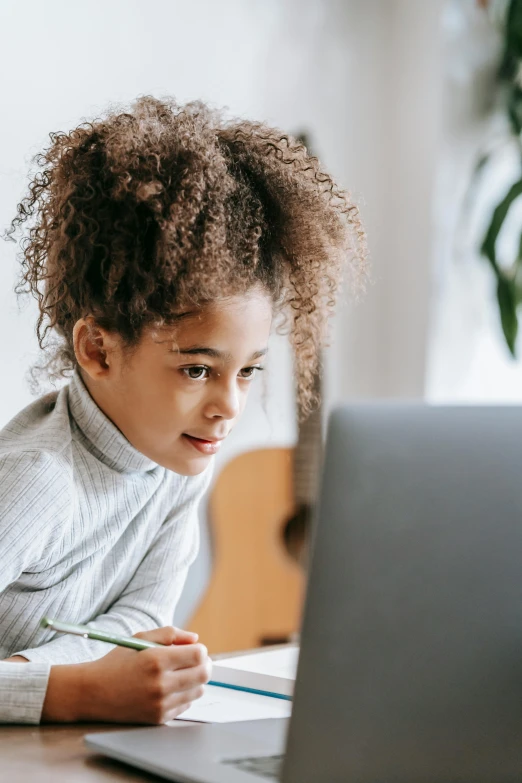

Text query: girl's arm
(0, 461), (213, 724)
(13, 464), (213, 665)
(2, 626), (211, 724)
(0, 454), (211, 723)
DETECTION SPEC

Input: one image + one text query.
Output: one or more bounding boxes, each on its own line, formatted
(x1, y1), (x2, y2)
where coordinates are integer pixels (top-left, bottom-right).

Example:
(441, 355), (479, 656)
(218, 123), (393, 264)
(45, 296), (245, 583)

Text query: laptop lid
(283, 404), (522, 783)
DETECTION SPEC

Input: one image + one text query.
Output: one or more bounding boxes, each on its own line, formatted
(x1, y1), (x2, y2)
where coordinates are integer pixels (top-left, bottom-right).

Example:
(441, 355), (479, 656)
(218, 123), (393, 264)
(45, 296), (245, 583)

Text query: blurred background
(1, 0), (520, 651)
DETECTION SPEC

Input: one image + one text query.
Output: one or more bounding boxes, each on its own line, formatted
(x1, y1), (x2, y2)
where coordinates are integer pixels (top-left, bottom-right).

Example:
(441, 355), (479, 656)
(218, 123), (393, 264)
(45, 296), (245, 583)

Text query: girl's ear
(73, 317), (119, 379)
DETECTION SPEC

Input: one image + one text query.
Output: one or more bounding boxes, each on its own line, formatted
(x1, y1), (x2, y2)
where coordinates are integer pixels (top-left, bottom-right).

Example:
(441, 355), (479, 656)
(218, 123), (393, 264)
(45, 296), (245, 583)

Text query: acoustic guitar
(188, 370), (323, 654)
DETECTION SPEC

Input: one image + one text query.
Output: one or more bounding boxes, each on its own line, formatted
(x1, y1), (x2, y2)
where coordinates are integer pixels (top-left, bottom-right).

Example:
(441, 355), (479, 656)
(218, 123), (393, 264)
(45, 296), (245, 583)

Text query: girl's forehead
(150, 293), (273, 347)
(165, 292), (272, 331)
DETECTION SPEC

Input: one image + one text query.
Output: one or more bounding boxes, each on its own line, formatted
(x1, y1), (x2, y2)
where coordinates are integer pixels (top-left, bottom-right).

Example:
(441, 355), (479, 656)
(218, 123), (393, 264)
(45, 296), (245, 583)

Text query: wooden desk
(0, 646), (291, 782)
(0, 721), (192, 782)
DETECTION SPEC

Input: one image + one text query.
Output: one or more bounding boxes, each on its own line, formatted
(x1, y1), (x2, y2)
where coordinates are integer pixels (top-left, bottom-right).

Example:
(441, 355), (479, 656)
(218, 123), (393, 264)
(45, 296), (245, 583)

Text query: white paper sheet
(169, 684), (292, 724)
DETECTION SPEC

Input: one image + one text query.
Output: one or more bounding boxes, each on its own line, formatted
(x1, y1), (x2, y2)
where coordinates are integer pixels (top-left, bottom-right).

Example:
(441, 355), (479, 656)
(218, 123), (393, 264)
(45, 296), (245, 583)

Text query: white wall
(426, 0), (522, 403)
(256, 0), (445, 404)
(0, 0), (445, 624)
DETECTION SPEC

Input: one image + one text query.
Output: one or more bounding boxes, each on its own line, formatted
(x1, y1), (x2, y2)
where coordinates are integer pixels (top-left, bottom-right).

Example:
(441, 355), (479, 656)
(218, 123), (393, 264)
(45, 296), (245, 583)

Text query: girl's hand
(42, 626), (212, 724)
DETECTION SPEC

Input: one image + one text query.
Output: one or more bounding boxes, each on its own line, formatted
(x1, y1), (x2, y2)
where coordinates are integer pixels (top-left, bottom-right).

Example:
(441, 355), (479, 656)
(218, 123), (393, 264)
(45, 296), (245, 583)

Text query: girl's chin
(157, 448), (213, 477)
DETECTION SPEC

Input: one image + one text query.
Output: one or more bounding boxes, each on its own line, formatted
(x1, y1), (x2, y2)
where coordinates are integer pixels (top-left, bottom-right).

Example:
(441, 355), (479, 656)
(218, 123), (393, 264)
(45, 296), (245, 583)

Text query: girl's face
(78, 288), (273, 475)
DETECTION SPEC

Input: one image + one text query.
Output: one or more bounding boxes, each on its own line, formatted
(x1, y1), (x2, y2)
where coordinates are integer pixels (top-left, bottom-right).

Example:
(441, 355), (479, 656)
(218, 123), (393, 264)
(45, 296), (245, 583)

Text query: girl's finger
(134, 625), (198, 646)
(170, 627), (199, 644)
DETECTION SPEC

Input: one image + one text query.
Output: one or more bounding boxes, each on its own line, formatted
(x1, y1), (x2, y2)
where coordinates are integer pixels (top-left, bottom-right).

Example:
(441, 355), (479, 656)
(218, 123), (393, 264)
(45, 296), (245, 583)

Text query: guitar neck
(293, 371), (323, 506)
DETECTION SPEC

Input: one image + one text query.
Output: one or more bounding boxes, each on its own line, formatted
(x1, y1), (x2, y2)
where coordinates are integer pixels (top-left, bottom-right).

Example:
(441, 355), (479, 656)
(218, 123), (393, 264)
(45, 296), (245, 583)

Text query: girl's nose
(209, 381), (240, 420)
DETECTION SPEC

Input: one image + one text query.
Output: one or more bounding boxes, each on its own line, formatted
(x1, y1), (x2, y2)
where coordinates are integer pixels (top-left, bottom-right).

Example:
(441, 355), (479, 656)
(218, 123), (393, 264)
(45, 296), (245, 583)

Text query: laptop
(86, 404), (522, 782)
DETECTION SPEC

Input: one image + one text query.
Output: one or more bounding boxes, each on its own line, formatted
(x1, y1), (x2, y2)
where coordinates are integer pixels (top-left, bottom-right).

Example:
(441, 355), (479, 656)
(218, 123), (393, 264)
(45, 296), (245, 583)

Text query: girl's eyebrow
(170, 346), (267, 361)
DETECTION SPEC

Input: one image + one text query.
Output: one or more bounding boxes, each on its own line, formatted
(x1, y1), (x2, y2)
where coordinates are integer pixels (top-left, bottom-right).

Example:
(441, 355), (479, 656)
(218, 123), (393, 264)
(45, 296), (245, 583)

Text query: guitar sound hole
(259, 635), (293, 646)
(282, 503), (313, 568)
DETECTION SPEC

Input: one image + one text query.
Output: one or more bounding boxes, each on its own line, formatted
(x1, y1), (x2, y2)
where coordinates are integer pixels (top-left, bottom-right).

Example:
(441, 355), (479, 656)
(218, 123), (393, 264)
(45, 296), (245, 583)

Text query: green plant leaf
(474, 0), (522, 359)
(481, 178), (522, 271)
(497, 274), (518, 355)
(508, 94), (522, 134)
(507, 85), (522, 134)
(506, 0), (522, 58)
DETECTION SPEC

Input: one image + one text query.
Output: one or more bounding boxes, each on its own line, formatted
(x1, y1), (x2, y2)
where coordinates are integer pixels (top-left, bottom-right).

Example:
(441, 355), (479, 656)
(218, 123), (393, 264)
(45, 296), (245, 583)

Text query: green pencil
(40, 616), (164, 650)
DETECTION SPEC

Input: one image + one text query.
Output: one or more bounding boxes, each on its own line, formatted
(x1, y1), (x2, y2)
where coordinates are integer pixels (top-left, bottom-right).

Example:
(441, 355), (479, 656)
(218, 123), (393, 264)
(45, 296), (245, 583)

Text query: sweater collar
(67, 368), (160, 474)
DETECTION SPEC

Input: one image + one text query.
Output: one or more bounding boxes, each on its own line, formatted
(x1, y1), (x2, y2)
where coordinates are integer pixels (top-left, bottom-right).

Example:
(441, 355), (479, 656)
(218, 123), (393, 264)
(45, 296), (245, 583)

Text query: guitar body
(188, 447), (305, 654)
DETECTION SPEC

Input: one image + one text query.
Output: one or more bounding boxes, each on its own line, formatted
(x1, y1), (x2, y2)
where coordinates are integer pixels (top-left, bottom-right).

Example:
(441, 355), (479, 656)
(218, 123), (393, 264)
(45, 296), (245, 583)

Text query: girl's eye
(182, 365), (264, 381)
(183, 366), (210, 380)
(239, 366), (263, 379)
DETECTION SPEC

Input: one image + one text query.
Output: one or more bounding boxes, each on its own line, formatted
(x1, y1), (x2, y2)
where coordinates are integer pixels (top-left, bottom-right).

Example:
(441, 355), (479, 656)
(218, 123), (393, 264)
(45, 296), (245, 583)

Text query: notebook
(209, 645), (299, 700)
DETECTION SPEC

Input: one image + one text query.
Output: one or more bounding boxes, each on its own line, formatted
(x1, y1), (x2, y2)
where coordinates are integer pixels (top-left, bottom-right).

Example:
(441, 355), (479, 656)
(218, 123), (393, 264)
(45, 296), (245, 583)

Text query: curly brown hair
(8, 95), (367, 415)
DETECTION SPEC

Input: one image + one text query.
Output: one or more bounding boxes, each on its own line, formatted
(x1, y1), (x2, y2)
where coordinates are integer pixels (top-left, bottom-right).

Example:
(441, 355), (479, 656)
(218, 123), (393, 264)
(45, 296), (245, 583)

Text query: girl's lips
(182, 434), (222, 455)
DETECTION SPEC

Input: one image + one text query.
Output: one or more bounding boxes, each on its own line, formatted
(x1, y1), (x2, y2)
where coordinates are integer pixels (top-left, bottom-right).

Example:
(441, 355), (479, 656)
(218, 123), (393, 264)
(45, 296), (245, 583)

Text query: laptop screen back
(284, 405), (522, 783)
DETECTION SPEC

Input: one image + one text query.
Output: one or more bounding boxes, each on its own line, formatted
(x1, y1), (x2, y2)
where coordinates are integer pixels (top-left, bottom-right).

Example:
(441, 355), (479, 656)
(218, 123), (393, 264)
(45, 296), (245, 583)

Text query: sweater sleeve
(15, 461), (214, 665)
(0, 662), (51, 724)
(0, 450), (70, 724)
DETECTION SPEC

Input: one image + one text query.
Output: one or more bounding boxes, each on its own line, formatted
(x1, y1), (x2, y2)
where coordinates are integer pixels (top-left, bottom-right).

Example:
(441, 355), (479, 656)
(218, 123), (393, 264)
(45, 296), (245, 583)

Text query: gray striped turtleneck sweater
(0, 369), (213, 724)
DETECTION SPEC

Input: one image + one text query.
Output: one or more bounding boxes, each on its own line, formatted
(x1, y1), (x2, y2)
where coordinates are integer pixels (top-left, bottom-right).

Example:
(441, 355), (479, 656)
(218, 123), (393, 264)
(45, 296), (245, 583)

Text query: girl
(0, 96), (367, 724)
